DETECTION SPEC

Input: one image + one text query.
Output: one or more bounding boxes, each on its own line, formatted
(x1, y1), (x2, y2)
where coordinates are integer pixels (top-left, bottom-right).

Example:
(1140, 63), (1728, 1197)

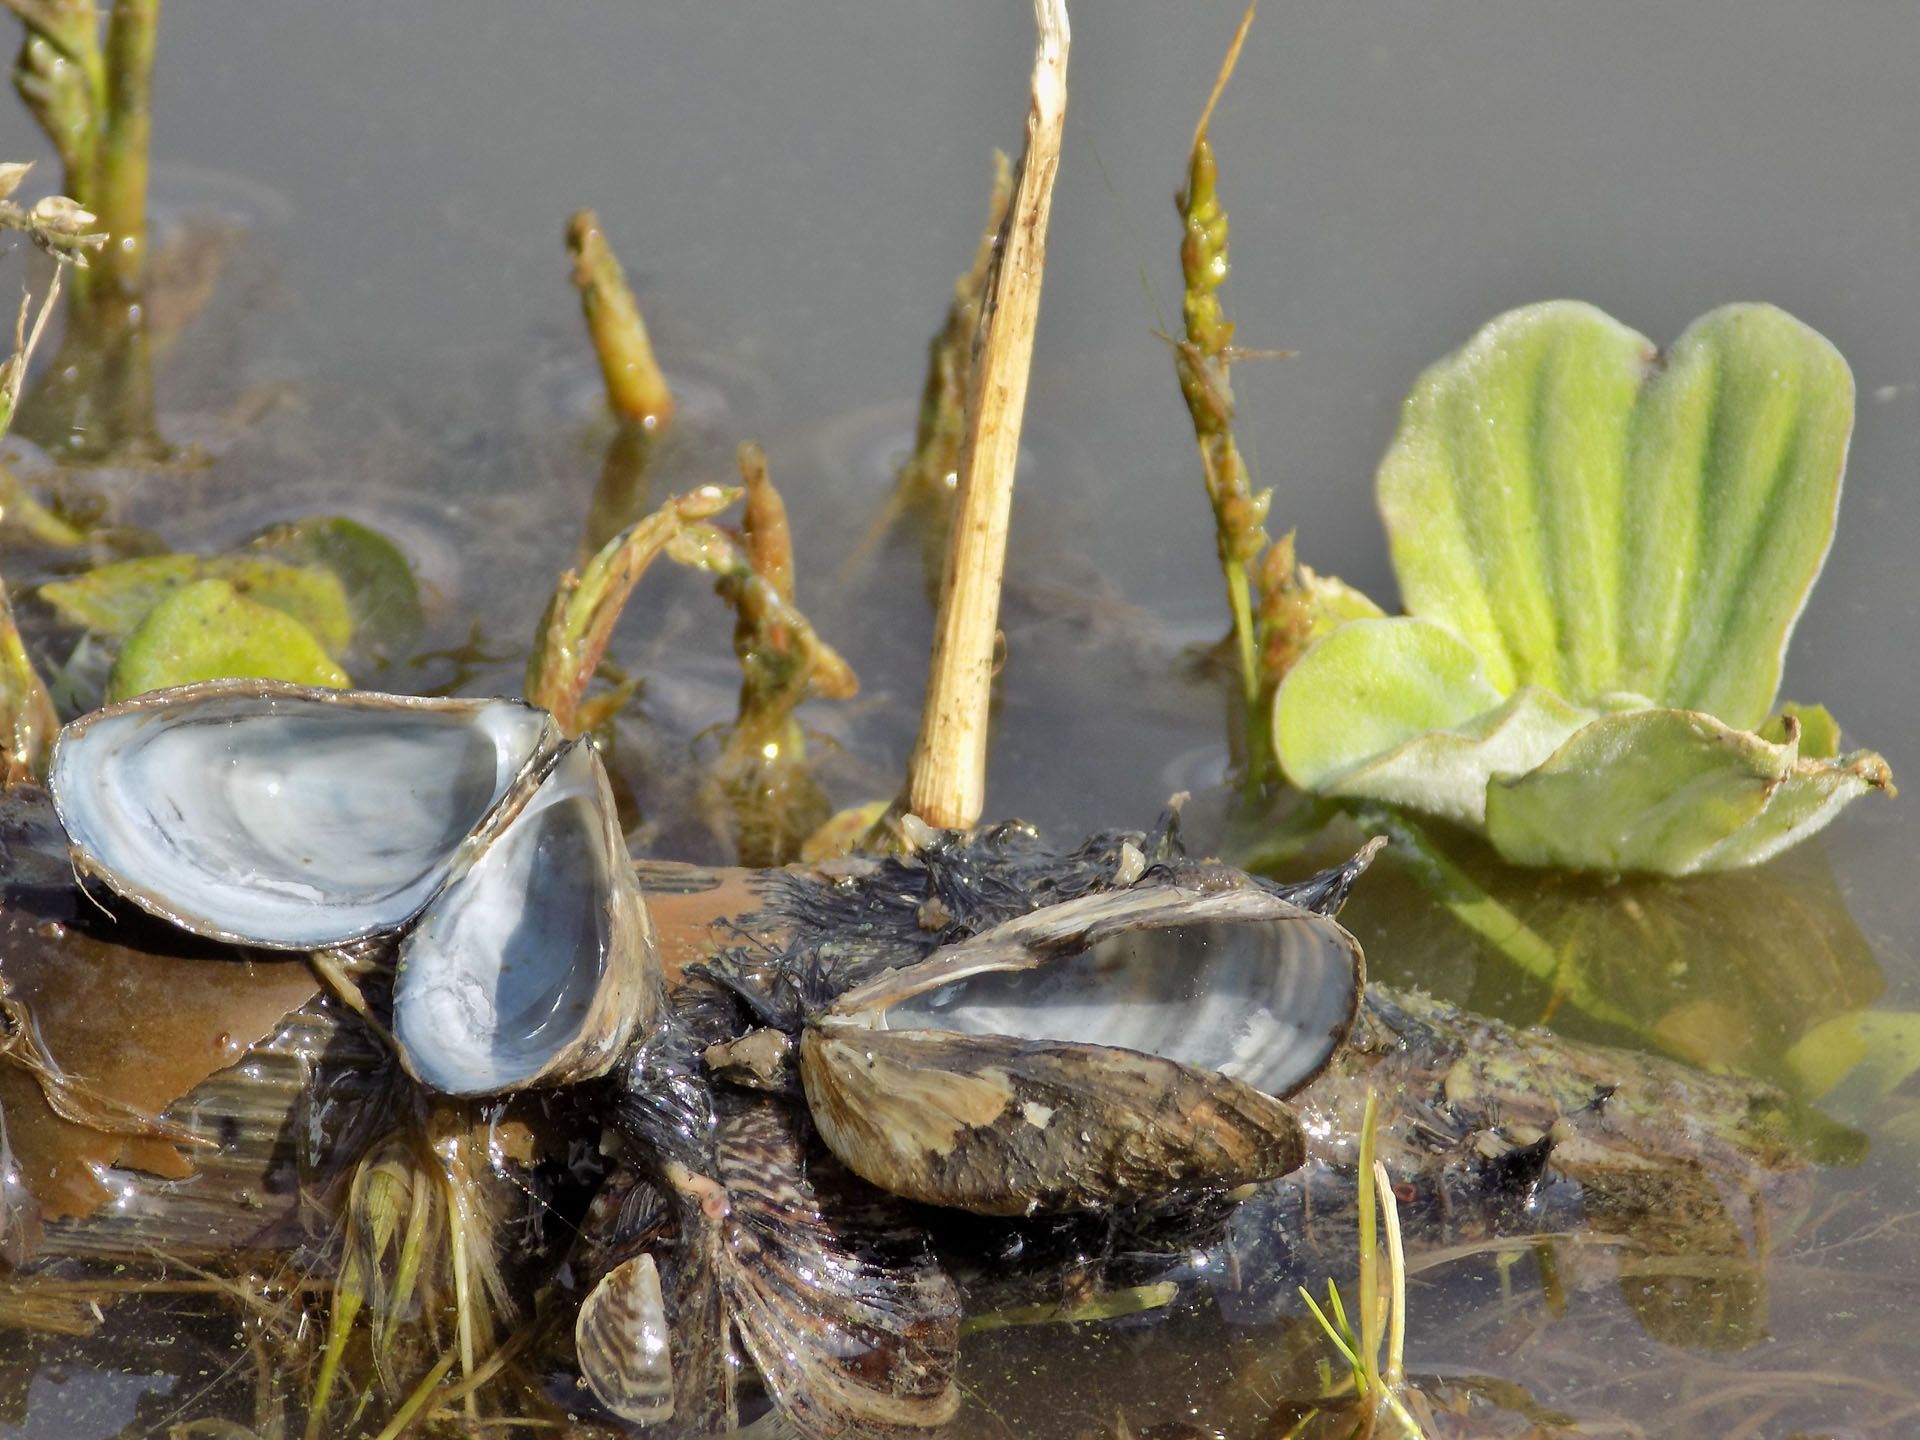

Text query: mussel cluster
(42, 680), (1372, 1437)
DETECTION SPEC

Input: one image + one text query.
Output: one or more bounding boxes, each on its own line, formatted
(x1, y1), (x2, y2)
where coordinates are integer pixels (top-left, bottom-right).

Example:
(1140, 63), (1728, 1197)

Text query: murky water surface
(3, 2), (1919, 1436)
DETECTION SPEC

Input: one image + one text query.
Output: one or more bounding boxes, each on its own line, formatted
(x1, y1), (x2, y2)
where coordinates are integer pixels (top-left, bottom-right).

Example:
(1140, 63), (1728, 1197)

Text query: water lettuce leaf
(1274, 618), (1594, 826)
(1484, 706), (1891, 874)
(107, 578), (349, 700)
(1272, 300), (1892, 874)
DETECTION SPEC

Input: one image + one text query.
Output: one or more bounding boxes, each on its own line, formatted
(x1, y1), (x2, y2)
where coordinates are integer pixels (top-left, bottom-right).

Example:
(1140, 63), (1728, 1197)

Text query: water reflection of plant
(6, 0), (169, 459)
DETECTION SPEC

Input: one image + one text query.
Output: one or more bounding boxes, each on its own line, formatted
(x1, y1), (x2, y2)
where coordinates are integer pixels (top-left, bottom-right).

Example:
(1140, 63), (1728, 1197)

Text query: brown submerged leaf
(0, 789), (319, 1228)
(800, 1026), (1306, 1216)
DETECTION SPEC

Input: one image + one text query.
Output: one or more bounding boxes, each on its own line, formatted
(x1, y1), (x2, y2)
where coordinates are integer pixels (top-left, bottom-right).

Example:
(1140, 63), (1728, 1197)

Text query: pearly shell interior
(393, 738), (656, 1094)
(882, 917), (1360, 1100)
(50, 682), (556, 949)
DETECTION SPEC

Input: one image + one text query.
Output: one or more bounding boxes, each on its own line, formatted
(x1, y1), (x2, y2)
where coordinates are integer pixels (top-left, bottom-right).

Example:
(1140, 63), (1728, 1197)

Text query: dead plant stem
(905, 0), (1069, 830)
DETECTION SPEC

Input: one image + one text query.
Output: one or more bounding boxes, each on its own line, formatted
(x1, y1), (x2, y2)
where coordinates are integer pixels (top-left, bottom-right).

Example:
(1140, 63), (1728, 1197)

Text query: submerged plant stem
(7, 0), (158, 308)
(566, 208), (673, 430)
(905, 0), (1069, 831)
(700, 443), (857, 864)
(6, 3), (108, 294)
(1351, 805), (1637, 1033)
(527, 484), (739, 733)
(369, 1346), (458, 1440)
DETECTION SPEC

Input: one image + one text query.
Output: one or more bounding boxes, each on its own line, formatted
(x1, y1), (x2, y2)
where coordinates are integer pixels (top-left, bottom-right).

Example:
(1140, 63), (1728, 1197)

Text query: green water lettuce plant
(1272, 301), (1892, 875)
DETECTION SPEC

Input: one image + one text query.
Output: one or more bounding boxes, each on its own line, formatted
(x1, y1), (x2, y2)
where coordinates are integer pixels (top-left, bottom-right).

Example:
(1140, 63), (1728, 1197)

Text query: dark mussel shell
(799, 870), (1366, 1216)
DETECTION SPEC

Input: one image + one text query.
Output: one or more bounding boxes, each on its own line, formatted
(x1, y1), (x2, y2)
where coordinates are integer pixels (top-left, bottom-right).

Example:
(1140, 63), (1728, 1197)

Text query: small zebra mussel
(30, 683), (1374, 1438)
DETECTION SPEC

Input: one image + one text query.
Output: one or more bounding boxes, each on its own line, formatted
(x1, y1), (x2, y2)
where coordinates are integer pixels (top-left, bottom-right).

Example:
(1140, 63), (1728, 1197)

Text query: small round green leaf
(247, 516), (424, 666)
(43, 553), (353, 657)
(107, 578), (351, 701)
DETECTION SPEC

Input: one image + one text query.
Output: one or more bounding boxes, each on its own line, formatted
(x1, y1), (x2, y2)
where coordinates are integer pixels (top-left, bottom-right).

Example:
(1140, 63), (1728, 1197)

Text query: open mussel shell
(801, 876), (1365, 1215)
(48, 680), (660, 1097)
(393, 738), (658, 1094)
(880, 916), (1359, 1100)
(48, 680), (558, 949)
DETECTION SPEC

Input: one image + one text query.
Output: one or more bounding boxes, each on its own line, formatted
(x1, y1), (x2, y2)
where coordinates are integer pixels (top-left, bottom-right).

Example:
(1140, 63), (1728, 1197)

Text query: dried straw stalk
(905, 0), (1069, 830)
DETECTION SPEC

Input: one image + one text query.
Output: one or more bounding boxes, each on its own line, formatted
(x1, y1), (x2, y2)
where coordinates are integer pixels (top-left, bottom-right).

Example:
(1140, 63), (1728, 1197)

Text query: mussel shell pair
(798, 875), (1366, 1216)
(46, 681), (656, 1095)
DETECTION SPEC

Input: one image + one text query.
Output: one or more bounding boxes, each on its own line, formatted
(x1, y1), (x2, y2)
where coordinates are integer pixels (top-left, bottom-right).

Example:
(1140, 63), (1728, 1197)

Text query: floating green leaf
(1272, 300), (1892, 874)
(107, 578), (349, 700)
(247, 516), (424, 667)
(1377, 301), (1852, 728)
(1273, 619), (1593, 827)
(44, 554), (353, 656)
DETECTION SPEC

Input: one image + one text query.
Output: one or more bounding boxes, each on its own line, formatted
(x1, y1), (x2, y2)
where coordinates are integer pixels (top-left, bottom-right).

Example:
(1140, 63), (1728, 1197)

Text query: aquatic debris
(30, 665), (1364, 1434)
(1272, 300), (1893, 873)
(46, 679), (656, 1093)
(0, 790), (325, 1232)
(6, 784), (1829, 1435)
